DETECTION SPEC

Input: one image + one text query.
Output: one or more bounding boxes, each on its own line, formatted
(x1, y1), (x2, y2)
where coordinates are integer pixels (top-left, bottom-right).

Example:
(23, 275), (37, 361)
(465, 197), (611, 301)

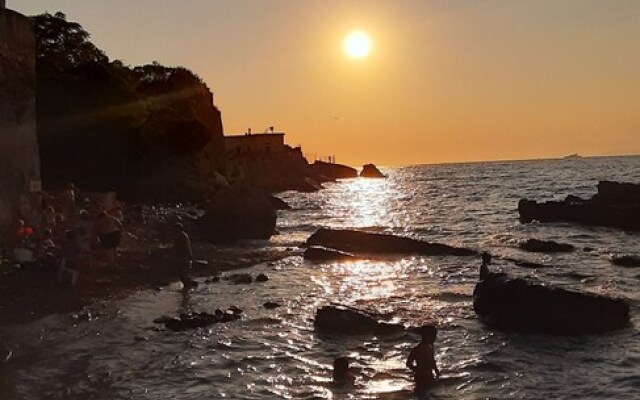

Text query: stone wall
(0, 8), (40, 237)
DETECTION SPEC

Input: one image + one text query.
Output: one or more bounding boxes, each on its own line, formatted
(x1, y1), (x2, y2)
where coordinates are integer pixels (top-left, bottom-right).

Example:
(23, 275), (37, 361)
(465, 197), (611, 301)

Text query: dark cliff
(0, 8), (41, 230)
(34, 13), (226, 202)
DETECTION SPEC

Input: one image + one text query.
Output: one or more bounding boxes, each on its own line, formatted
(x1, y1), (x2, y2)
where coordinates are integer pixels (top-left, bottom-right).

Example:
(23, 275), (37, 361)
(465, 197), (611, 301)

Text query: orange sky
(14, 0), (640, 166)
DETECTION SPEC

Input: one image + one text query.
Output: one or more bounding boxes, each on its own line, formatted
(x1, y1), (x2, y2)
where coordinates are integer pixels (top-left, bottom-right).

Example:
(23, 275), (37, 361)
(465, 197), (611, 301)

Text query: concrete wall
(225, 133), (285, 156)
(0, 8), (40, 236)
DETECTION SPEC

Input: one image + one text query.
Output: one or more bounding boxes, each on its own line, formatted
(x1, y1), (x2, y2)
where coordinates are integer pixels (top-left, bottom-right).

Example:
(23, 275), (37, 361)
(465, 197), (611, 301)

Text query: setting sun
(343, 31), (372, 59)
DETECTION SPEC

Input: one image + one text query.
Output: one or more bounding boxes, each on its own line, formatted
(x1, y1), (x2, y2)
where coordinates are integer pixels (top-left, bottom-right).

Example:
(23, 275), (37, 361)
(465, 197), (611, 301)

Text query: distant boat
(563, 153), (582, 160)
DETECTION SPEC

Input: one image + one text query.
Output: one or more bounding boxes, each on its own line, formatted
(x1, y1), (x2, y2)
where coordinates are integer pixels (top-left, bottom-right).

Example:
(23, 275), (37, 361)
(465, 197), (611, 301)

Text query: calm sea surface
(2, 156), (640, 399)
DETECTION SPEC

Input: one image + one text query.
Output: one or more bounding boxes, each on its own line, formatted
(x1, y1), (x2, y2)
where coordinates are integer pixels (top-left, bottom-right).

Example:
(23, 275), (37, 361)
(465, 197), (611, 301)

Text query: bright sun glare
(344, 31), (372, 59)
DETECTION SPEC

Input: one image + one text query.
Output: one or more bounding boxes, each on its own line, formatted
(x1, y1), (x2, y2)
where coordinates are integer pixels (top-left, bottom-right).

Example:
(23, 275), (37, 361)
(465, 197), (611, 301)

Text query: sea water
(1, 156), (639, 399)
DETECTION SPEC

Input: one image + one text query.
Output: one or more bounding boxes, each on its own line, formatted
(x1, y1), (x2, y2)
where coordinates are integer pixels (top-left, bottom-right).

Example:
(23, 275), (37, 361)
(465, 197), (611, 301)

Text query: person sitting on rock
(94, 211), (123, 268)
(406, 325), (440, 393)
(172, 223), (197, 287)
(333, 357), (356, 385)
(480, 252), (492, 280)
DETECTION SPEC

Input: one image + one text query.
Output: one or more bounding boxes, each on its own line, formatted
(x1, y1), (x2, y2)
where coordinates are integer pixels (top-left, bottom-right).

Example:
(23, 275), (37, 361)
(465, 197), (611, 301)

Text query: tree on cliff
(33, 12), (224, 200)
(34, 12), (108, 73)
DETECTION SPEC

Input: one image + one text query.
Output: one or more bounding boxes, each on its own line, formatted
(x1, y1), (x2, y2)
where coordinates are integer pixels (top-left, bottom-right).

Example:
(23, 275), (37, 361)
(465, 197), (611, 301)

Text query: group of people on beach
(4, 183), (124, 287)
(333, 324), (440, 394)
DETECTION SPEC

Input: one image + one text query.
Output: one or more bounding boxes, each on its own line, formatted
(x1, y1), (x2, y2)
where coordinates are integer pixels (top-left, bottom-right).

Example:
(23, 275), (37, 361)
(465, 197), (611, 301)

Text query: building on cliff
(0, 4), (41, 233)
(224, 130), (286, 156)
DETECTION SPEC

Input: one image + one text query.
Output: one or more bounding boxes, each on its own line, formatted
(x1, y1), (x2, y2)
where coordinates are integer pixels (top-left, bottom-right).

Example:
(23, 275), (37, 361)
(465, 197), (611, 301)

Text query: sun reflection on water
(332, 178), (393, 228)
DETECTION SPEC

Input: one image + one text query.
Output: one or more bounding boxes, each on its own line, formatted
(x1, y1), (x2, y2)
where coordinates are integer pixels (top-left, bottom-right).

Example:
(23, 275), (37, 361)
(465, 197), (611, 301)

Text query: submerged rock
(225, 273), (253, 284)
(306, 228), (476, 257)
(360, 163), (385, 178)
(519, 239), (575, 253)
(157, 310), (242, 331)
(314, 305), (405, 335)
(473, 272), (630, 335)
(255, 273), (269, 282)
(611, 255), (640, 268)
(304, 246), (357, 262)
(263, 301), (281, 309)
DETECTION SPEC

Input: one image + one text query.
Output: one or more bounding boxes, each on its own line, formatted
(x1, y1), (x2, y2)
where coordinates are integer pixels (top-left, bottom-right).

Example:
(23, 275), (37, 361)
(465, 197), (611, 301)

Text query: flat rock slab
(306, 228), (476, 256)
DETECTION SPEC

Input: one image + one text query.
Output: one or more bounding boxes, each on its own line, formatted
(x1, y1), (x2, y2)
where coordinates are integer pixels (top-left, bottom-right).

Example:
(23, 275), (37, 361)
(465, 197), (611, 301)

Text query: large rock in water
(473, 273), (630, 334)
(306, 228), (476, 256)
(594, 181), (640, 205)
(518, 181), (640, 230)
(311, 161), (358, 180)
(519, 239), (574, 253)
(199, 183), (277, 242)
(360, 163), (385, 178)
(314, 305), (404, 335)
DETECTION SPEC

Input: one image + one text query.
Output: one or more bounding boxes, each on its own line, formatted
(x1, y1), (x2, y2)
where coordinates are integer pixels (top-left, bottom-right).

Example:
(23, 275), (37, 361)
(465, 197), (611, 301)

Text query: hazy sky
(12, 0), (640, 166)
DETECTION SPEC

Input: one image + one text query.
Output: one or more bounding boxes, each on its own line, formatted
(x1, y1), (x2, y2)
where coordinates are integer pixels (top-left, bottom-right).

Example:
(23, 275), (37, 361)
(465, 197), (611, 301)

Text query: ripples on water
(2, 156), (640, 399)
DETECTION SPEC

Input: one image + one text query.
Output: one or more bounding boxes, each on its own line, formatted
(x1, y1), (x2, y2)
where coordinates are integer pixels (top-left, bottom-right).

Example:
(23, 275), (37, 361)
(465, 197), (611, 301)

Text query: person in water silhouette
(333, 357), (356, 385)
(407, 325), (440, 393)
(480, 252), (492, 280)
(172, 222), (197, 287)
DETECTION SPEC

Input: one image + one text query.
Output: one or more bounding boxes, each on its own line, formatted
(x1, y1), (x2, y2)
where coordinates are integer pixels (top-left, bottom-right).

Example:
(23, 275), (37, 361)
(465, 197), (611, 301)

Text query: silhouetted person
(333, 357), (356, 385)
(480, 252), (492, 280)
(60, 183), (76, 221)
(94, 211), (123, 267)
(172, 223), (196, 287)
(407, 325), (440, 394)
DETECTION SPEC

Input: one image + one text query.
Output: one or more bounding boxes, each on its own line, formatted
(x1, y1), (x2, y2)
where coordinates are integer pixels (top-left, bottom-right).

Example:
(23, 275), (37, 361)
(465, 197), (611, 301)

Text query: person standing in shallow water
(406, 325), (440, 393)
(480, 251), (492, 280)
(332, 357), (356, 385)
(172, 223), (196, 287)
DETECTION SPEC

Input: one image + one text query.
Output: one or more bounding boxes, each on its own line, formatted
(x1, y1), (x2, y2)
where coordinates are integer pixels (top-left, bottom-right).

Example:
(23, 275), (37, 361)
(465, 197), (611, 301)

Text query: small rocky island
(360, 163), (385, 178)
(518, 181), (640, 230)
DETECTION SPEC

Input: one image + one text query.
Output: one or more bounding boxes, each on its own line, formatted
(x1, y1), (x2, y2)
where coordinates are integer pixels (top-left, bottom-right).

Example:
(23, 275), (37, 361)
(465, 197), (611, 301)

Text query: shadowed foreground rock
(306, 228), (476, 256)
(199, 183), (277, 242)
(304, 246), (357, 262)
(518, 181), (640, 231)
(473, 273), (630, 335)
(519, 239), (575, 253)
(360, 163), (385, 178)
(314, 305), (405, 335)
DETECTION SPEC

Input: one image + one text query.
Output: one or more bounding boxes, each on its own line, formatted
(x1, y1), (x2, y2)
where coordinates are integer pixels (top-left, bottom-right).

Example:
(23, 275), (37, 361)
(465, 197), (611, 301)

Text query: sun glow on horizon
(343, 31), (372, 59)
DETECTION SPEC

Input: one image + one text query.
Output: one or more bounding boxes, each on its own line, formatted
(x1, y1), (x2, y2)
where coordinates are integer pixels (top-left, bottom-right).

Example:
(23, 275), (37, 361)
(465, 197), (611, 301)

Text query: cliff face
(0, 8), (40, 230)
(226, 146), (321, 193)
(34, 13), (226, 202)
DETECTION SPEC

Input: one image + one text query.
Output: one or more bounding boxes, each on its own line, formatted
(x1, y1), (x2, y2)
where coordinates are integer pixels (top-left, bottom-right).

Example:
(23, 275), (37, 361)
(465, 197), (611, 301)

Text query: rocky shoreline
(0, 203), (294, 326)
